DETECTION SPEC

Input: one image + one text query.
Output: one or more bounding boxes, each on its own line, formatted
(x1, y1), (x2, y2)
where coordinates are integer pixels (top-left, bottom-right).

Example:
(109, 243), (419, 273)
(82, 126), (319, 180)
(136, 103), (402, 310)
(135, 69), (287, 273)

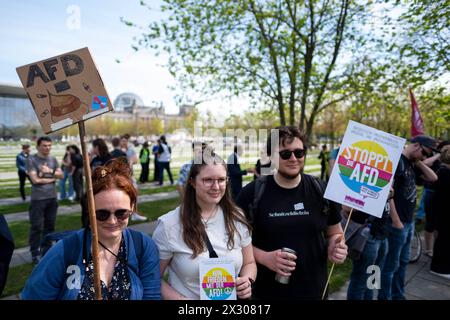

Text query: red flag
(409, 89), (425, 137)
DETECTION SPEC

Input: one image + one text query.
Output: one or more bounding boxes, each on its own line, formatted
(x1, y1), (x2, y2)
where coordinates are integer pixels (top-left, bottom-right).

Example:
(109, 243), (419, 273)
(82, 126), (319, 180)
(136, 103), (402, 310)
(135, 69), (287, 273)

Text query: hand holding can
(275, 247), (297, 284)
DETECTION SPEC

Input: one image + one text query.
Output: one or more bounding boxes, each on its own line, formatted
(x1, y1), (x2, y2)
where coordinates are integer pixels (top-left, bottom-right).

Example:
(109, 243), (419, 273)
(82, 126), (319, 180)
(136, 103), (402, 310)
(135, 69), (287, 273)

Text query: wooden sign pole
(78, 121), (102, 300)
(321, 208), (354, 300)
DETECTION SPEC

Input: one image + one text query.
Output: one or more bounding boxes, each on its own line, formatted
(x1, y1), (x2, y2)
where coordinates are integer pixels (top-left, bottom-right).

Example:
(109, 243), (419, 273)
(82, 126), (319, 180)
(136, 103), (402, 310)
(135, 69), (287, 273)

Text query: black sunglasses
(420, 146), (432, 158)
(95, 209), (133, 222)
(279, 148), (306, 160)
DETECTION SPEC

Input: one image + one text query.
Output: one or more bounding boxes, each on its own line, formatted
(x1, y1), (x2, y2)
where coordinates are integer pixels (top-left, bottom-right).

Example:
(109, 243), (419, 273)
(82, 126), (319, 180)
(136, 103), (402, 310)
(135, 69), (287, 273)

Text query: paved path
(329, 232), (450, 300)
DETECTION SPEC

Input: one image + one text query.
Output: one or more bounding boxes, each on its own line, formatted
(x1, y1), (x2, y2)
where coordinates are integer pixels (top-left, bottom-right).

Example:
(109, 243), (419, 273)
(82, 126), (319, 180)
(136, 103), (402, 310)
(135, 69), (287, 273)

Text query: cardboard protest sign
(324, 121), (406, 218)
(199, 258), (236, 300)
(16, 47), (113, 134)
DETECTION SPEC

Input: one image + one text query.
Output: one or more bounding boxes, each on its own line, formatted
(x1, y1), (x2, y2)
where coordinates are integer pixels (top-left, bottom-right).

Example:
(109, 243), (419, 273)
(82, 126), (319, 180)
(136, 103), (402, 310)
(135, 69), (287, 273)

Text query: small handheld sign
(199, 258), (237, 300)
(16, 47), (114, 300)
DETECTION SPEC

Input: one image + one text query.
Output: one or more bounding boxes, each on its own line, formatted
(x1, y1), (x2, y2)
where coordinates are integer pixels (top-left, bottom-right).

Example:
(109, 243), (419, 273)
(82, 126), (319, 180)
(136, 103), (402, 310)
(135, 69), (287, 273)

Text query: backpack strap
(304, 174), (330, 216)
(247, 175), (268, 224)
(128, 229), (144, 276)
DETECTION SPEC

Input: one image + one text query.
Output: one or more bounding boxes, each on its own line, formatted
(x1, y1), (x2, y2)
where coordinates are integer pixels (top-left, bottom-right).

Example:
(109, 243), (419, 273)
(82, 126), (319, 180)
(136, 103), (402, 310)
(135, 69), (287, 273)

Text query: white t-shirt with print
(152, 206), (252, 299)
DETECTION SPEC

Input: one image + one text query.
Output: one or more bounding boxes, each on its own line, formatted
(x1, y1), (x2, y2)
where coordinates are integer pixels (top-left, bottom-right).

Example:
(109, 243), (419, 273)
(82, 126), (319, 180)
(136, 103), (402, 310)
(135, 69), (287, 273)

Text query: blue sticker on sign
(92, 96), (108, 110)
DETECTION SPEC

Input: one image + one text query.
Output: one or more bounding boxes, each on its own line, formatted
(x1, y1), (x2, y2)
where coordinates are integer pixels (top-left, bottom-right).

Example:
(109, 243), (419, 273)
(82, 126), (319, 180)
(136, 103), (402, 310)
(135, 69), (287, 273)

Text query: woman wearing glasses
(152, 147), (257, 300)
(21, 159), (160, 300)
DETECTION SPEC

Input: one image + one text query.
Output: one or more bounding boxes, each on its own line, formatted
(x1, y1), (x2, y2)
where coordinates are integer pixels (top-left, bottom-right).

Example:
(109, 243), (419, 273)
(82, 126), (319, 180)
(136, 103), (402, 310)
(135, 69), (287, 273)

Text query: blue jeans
(59, 168), (74, 199)
(379, 221), (414, 300)
(415, 188), (428, 220)
(347, 235), (388, 300)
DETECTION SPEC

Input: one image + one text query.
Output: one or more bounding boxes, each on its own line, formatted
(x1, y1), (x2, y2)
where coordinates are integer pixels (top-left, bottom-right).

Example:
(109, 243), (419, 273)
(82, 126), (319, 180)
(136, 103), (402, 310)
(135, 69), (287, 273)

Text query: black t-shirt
(236, 174), (341, 299)
(393, 155), (421, 223)
(90, 154), (112, 171)
(70, 153), (83, 169)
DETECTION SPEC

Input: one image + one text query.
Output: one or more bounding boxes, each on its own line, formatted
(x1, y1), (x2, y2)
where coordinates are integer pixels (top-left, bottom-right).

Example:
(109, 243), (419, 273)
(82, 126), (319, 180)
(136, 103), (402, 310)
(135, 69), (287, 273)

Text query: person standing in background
(157, 135), (174, 186)
(317, 144), (329, 181)
(120, 135), (148, 222)
(27, 137), (63, 264)
(68, 145), (83, 202)
(59, 146), (74, 201)
(139, 142), (150, 183)
(152, 140), (161, 182)
(16, 144), (31, 201)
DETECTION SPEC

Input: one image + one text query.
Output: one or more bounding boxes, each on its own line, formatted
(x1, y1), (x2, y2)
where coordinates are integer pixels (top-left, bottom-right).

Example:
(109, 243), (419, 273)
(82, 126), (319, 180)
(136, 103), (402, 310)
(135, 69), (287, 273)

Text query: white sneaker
(131, 213), (148, 222)
(430, 270), (450, 280)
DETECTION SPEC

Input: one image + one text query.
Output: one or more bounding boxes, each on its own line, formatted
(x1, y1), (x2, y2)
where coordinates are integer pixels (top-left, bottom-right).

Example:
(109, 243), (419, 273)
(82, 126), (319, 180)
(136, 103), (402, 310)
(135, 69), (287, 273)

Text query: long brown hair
(182, 148), (251, 258)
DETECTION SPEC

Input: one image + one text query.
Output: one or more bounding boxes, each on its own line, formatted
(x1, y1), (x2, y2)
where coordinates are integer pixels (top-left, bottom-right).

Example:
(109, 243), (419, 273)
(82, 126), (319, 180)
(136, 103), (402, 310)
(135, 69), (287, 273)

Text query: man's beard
(277, 166), (302, 180)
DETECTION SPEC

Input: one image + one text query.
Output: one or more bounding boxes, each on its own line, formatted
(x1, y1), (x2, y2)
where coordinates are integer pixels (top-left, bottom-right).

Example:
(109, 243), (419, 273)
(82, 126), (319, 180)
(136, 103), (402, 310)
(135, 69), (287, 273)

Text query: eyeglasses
(201, 177), (228, 188)
(95, 209), (133, 221)
(279, 148), (306, 160)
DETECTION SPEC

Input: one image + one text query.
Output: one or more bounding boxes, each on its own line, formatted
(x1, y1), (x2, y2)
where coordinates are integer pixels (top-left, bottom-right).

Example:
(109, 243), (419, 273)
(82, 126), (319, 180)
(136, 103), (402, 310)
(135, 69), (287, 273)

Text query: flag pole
(78, 121), (102, 300)
(321, 208), (354, 300)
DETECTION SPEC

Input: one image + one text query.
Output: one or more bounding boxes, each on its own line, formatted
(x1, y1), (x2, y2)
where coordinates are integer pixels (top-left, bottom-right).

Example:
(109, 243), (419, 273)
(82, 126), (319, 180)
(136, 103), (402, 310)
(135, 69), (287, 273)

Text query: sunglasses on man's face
(420, 146), (433, 158)
(95, 209), (133, 222)
(279, 148), (306, 160)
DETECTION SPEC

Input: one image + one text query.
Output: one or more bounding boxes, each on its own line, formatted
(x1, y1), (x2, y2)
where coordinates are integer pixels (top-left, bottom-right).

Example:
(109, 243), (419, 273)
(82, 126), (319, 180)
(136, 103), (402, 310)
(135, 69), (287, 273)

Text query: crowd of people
(1, 126), (448, 300)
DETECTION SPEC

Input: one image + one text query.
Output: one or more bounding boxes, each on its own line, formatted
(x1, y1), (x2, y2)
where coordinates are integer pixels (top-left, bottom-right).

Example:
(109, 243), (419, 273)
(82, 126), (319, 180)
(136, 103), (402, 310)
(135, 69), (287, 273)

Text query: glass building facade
(0, 84), (39, 128)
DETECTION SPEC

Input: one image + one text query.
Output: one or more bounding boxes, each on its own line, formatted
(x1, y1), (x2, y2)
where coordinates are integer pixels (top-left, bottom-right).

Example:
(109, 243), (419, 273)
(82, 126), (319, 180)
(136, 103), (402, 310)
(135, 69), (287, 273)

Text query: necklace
(98, 240), (126, 265)
(201, 208), (217, 229)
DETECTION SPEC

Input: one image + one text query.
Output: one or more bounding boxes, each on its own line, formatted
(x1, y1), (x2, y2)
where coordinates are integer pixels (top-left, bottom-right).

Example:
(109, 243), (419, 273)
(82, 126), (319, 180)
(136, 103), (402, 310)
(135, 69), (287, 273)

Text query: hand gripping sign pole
(16, 47), (114, 300)
(321, 208), (353, 300)
(78, 121), (102, 299)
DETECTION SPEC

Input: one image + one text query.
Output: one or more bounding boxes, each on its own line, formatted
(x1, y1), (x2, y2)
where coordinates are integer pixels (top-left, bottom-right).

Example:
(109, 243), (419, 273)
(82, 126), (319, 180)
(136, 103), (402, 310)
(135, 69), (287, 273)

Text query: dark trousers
(72, 168), (83, 201)
(18, 170), (29, 200)
(0, 215), (14, 296)
(153, 158), (160, 181)
(320, 163), (328, 181)
(28, 198), (58, 258)
(140, 162), (150, 183)
(158, 161), (173, 185)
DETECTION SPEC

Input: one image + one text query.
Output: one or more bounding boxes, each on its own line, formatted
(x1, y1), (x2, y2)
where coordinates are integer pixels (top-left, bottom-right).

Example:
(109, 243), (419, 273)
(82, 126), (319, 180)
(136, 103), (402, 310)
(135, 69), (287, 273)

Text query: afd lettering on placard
(26, 54), (84, 88)
(342, 146), (388, 186)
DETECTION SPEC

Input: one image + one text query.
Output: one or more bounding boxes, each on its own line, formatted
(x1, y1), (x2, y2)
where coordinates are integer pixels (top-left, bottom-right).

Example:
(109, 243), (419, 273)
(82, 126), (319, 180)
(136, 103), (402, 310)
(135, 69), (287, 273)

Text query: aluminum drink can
(275, 247), (297, 284)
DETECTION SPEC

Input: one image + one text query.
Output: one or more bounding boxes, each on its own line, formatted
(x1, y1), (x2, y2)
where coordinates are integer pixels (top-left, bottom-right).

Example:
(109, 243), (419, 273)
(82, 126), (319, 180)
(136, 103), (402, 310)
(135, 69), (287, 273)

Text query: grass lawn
(0, 187), (32, 199)
(1, 263), (34, 298)
(327, 259), (353, 294)
(0, 199), (73, 215)
(138, 185), (177, 196)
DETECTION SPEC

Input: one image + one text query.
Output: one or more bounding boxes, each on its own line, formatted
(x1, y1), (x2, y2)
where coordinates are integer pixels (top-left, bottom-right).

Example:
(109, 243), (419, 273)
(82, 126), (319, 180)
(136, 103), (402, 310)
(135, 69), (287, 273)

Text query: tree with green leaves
(393, 0), (450, 79)
(124, 0), (375, 141)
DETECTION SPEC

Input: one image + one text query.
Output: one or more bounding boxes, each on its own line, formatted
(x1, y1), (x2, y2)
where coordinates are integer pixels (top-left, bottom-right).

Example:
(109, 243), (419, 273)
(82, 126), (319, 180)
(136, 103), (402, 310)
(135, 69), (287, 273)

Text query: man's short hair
(266, 126), (307, 156)
(112, 137), (120, 147)
(22, 144), (30, 150)
(37, 136), (52, 146)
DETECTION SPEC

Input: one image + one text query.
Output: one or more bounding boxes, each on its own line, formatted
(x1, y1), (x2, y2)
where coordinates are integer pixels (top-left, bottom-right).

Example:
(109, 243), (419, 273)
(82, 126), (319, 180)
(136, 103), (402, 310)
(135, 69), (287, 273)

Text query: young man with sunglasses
(236, 126), (347, 299)
(379, 135), (438, 300)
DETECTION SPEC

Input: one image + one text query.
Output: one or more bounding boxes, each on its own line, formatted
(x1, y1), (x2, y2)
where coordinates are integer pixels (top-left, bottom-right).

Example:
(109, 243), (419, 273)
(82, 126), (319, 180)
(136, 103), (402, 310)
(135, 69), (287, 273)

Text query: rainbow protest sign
(324, 121), (405, 217)
(199, 259), (236, 300)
